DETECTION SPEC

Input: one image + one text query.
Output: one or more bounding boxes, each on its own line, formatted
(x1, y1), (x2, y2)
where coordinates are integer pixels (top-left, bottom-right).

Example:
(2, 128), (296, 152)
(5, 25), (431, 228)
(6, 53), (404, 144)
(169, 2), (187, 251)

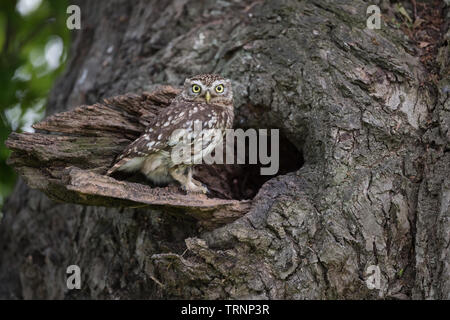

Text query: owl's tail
(106, 157), (144, 176)
(106, 164), (120, 176)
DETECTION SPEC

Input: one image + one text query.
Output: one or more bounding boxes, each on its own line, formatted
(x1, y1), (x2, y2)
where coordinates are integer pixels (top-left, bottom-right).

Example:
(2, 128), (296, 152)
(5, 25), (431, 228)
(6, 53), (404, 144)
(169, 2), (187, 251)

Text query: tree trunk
(0, 0), (448, 299)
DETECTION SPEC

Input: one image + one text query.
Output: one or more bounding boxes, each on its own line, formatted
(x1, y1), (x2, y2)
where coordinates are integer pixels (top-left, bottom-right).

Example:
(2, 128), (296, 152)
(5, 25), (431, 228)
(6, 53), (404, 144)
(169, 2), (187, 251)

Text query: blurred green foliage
(0, 0), (70, 211)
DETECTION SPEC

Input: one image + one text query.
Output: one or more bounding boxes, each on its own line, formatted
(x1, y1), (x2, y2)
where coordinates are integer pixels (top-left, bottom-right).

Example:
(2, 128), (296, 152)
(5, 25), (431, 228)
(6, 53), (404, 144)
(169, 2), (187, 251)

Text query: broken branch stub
(5, 86), (251, 229)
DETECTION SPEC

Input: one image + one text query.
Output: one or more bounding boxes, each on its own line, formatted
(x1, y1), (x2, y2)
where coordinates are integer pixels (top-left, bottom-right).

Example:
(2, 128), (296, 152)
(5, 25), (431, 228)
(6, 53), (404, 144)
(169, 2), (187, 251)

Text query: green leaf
(0, 0), (70, 207)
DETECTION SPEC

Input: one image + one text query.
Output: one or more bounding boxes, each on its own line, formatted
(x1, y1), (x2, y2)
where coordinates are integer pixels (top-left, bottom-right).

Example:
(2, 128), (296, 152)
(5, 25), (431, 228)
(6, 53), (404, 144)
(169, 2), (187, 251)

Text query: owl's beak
(205, 91), (211, 104)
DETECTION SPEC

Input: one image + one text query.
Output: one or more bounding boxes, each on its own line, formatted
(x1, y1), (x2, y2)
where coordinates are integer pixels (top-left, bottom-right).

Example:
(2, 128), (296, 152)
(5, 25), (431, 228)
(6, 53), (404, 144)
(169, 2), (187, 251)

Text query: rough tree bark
(0, 0), (448, 299)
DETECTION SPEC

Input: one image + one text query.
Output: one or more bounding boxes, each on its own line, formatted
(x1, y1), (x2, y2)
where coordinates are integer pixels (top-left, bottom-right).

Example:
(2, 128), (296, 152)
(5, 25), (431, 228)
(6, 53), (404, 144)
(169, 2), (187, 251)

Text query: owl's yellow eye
(192, 84), (201, 93)
(215, 84), (224, 93)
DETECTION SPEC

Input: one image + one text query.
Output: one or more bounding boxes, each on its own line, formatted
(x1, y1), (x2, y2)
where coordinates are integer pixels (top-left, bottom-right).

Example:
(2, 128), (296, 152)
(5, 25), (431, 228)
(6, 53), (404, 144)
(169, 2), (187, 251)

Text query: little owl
(107, 74), (234, 193)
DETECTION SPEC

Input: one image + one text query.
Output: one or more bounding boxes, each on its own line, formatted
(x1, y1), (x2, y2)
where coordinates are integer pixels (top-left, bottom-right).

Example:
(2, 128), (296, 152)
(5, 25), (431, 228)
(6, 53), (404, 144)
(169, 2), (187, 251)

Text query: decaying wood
(5, 86), (251, 229)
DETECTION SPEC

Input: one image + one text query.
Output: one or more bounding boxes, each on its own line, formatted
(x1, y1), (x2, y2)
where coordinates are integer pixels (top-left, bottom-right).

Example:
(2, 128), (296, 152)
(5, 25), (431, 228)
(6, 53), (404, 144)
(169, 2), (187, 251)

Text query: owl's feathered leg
(187, 167), (209, 193)
(169, 166), (208, 194)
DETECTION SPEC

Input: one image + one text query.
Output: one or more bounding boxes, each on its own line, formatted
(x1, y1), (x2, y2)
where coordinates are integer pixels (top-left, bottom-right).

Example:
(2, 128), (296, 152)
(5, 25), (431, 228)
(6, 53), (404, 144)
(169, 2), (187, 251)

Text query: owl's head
(181, 74), (233, 107)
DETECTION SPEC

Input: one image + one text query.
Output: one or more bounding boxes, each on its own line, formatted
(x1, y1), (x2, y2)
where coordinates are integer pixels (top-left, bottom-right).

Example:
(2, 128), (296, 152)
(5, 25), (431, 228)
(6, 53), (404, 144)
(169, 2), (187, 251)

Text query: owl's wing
(106, 135), (162, 175)
(106, 100), (197, 175)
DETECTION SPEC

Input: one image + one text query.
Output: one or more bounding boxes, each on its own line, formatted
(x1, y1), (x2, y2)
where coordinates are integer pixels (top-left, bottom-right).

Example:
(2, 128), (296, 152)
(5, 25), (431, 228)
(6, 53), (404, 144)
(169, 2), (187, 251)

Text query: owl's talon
(179, 174), (208, 194)
(181, 184), (208, 194)
(192, 180), (209, 194)
(192, 184), (208, 194)
(191, 179), (209, 194)
(201, 183), (210, 194)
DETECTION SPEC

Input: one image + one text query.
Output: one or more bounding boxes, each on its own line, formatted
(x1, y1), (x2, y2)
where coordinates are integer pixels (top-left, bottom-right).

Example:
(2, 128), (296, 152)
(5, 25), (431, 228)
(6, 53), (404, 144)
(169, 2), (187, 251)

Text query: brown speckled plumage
(107, 74), (234, 193)
(189, 74), (224, 86)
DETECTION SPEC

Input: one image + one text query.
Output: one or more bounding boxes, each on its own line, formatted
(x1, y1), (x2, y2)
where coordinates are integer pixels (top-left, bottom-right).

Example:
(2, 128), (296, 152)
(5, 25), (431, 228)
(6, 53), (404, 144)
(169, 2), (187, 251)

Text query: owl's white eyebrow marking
(190, 80), (207, 92)
(190, 80), (204, 86)
(210, 79), (226, 89)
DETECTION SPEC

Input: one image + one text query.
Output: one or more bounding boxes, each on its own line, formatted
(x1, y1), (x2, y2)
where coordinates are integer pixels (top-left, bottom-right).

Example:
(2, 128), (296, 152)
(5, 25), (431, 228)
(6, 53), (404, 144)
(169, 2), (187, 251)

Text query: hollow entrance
(194, 130), (303, 200)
